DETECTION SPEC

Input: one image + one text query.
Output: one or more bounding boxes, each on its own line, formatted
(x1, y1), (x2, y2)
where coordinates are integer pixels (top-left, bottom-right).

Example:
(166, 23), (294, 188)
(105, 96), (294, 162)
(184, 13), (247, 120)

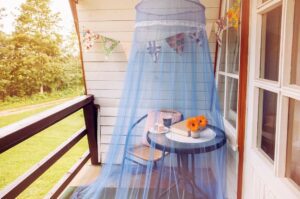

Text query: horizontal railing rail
(0, 95), (99, 199)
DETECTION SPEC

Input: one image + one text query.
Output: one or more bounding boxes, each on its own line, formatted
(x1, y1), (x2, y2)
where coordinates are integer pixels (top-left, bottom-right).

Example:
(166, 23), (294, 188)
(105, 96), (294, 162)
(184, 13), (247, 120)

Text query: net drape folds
(72, 0), (227, 198)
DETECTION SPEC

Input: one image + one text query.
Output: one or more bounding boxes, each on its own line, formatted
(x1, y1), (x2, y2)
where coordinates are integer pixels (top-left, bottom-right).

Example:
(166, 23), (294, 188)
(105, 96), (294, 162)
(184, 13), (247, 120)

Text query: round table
(147, 125), (226, 198)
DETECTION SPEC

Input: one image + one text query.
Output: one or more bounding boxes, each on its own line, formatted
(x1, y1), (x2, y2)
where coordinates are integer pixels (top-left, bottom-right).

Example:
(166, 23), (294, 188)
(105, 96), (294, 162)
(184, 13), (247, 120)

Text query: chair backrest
(142, 109), (183, 146)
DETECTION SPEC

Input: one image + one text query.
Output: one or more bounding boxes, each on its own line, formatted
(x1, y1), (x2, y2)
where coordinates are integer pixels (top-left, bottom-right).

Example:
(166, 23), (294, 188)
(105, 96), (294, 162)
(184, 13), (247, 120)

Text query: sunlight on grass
(0, 105), (58, 128)
(0, 87), (84, 111)
(0, 109), (88, 198)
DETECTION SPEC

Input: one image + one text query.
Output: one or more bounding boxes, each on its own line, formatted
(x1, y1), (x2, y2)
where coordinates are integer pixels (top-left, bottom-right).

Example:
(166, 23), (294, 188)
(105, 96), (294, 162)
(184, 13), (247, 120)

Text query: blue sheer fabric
(72, 0), (227, 198)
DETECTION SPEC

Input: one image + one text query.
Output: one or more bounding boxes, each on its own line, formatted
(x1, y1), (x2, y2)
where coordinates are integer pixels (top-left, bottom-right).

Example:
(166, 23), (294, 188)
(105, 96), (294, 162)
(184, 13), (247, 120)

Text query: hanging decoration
(189, 30), (204, 46)
(100, 36), (120, 58)
(82, 29), (100, 50)
(215, 17), (227, 46)
(147, 41), (161, 63)
(82, 28), (120, 58)
(166, 33), (185, 54)
(215, 0), (241, 46)
(145, 31), (208, 63)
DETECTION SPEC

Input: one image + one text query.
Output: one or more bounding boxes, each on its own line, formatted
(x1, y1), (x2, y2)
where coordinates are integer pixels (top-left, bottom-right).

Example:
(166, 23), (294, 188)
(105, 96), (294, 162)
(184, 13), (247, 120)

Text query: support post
(83, 95), (100, 165)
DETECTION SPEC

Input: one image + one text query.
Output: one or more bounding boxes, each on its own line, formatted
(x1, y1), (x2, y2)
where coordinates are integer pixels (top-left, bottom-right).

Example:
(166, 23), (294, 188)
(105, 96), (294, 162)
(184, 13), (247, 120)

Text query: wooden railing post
(83, 95), (99, 165)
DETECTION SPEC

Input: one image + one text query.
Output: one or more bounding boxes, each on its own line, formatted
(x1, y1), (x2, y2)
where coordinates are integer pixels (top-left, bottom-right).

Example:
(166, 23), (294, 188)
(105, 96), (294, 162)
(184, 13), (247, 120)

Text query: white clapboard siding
(77, 0), (220, 10)
(85, 62), (127, 72)
(78, 8), (220, 21)
(77, 0), (221, 164)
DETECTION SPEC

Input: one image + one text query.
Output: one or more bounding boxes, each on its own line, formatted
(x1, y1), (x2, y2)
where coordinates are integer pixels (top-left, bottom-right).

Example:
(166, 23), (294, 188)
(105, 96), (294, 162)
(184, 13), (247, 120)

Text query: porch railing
(0, 95), (99, 199)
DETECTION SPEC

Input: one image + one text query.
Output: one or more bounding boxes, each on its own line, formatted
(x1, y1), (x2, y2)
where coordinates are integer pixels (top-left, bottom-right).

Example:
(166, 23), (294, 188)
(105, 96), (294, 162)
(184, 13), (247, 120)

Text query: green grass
(0, 87), (85, 111)
(0, 104), (60, 127)
(0, 103), (89, 199)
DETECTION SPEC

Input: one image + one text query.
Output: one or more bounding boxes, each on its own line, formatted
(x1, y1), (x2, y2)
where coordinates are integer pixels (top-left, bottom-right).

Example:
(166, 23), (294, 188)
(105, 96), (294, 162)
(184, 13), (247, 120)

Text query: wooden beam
(214, 0), (223, 74)
(68, 0), (87, 94)
(237, 0), (250, 198)
(83, 103), (100, 165)
(0, 129), (87, 199)
(45, 151), (91, 199)
(0, 95), (93, 153)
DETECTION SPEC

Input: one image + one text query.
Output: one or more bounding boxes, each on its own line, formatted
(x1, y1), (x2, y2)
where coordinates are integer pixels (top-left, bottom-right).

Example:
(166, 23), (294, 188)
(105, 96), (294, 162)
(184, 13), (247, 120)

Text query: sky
(0, 0), (75, 35)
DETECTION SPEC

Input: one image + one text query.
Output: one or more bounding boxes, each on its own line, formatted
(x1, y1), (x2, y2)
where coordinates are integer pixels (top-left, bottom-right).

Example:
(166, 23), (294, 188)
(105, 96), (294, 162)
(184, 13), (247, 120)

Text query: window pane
(218, 30), (227, 72)
(291, 0), (300, 86)
(217, 75), (225, 115)
(227, 27), (240, 74)
(286, 99), (300, 186)
(257, 89), (277, 160)
(260, 6), (282, 81)
(225, 77), (238, 127)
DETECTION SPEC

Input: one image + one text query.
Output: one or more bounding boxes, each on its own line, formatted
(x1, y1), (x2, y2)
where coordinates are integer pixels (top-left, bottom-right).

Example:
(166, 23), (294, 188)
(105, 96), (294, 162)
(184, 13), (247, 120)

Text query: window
(257, 89), (277, 160)
(225, 77), (238, 127)
(286, 99), (300, 186)
(259, 6), (282, 82)
(227, 27), (240, 74)
(252, 0), (300, 191)
(218, 75), (225, 115)
(255, 4), (282, 160)
(216, 0), (241, 135)
(290, 0), (300, 86)
(219, 31), (227, 72)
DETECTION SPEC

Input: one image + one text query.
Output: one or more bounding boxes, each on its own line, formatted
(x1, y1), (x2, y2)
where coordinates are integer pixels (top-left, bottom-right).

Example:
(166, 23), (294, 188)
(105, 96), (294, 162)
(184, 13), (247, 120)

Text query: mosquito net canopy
(72, 0), (227, 198)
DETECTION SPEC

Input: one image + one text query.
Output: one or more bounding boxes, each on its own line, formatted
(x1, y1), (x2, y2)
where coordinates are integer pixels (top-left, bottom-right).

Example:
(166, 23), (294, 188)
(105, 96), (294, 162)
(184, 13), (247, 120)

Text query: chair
(122, 110), (183, 168)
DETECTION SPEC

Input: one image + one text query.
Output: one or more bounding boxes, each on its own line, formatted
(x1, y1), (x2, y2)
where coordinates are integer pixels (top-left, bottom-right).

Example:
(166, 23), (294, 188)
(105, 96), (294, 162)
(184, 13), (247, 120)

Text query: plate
(165, 128), (216, 143)
(149, 126), (169, 134)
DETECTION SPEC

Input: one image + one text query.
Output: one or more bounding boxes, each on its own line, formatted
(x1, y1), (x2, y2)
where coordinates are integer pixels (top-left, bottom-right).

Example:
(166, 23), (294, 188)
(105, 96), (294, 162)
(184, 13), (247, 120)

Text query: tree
(0, 8), (6, 30)
(0, 33), (10, 100)
(0, 8), (10, 99)
(0, 1), (83, 100)
(61, 31), (83, 88)
(13, 0), (64, 94)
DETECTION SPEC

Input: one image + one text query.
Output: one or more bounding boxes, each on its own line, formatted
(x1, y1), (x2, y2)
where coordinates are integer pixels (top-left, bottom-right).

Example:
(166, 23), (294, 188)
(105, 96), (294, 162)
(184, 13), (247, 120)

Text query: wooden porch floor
(61, 159), (237, 199)
(66, 161), (101, 187)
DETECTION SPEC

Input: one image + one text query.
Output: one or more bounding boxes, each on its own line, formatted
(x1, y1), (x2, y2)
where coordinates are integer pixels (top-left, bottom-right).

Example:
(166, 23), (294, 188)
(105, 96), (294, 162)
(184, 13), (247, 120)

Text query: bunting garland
(82, 29), (100, 50)
(215, 17), (227, 46)
(189, 30), (204, 46)
(166, 33), (185, 54)
(147, 41), (161, 63)
(83, 29), (207, 63)
(82, 29), (120, 58)
(100, 36), (120, 58)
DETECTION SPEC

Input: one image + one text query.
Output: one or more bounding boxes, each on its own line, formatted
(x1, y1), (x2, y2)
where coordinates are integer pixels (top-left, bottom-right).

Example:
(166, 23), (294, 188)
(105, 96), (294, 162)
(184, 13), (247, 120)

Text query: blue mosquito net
(72, 0), (227, 198)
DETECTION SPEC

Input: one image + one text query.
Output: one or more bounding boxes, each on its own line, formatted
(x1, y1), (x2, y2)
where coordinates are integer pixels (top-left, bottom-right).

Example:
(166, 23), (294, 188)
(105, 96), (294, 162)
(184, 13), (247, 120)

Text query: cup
(163, 117), (172, 128)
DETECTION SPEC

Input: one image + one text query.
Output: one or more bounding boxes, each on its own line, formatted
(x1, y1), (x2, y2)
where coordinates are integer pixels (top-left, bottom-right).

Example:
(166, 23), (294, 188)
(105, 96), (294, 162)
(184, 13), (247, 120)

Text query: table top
(147, 125), (226, 154)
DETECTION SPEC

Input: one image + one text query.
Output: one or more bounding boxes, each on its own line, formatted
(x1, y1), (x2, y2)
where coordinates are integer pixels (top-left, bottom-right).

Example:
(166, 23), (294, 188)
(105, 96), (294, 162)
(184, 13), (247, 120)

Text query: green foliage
(0, 0), (83, 101)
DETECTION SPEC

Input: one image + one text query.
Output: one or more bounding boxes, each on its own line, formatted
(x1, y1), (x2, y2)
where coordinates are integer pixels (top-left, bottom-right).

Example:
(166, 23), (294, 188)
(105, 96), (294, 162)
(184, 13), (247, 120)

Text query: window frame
(251, 0), (300, 192)
(215, 0), (241, 149)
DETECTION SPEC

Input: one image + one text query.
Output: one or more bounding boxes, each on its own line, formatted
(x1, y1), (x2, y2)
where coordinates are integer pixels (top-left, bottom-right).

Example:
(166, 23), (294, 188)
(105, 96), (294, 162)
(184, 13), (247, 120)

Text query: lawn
(0, 103), (89, 198)
(0, 87), (84, 111)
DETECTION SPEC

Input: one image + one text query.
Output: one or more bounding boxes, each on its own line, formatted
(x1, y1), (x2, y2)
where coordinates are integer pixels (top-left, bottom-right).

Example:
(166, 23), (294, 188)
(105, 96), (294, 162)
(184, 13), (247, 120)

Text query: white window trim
(248, 0), (300, 195)
(215, 0), (241, 149)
